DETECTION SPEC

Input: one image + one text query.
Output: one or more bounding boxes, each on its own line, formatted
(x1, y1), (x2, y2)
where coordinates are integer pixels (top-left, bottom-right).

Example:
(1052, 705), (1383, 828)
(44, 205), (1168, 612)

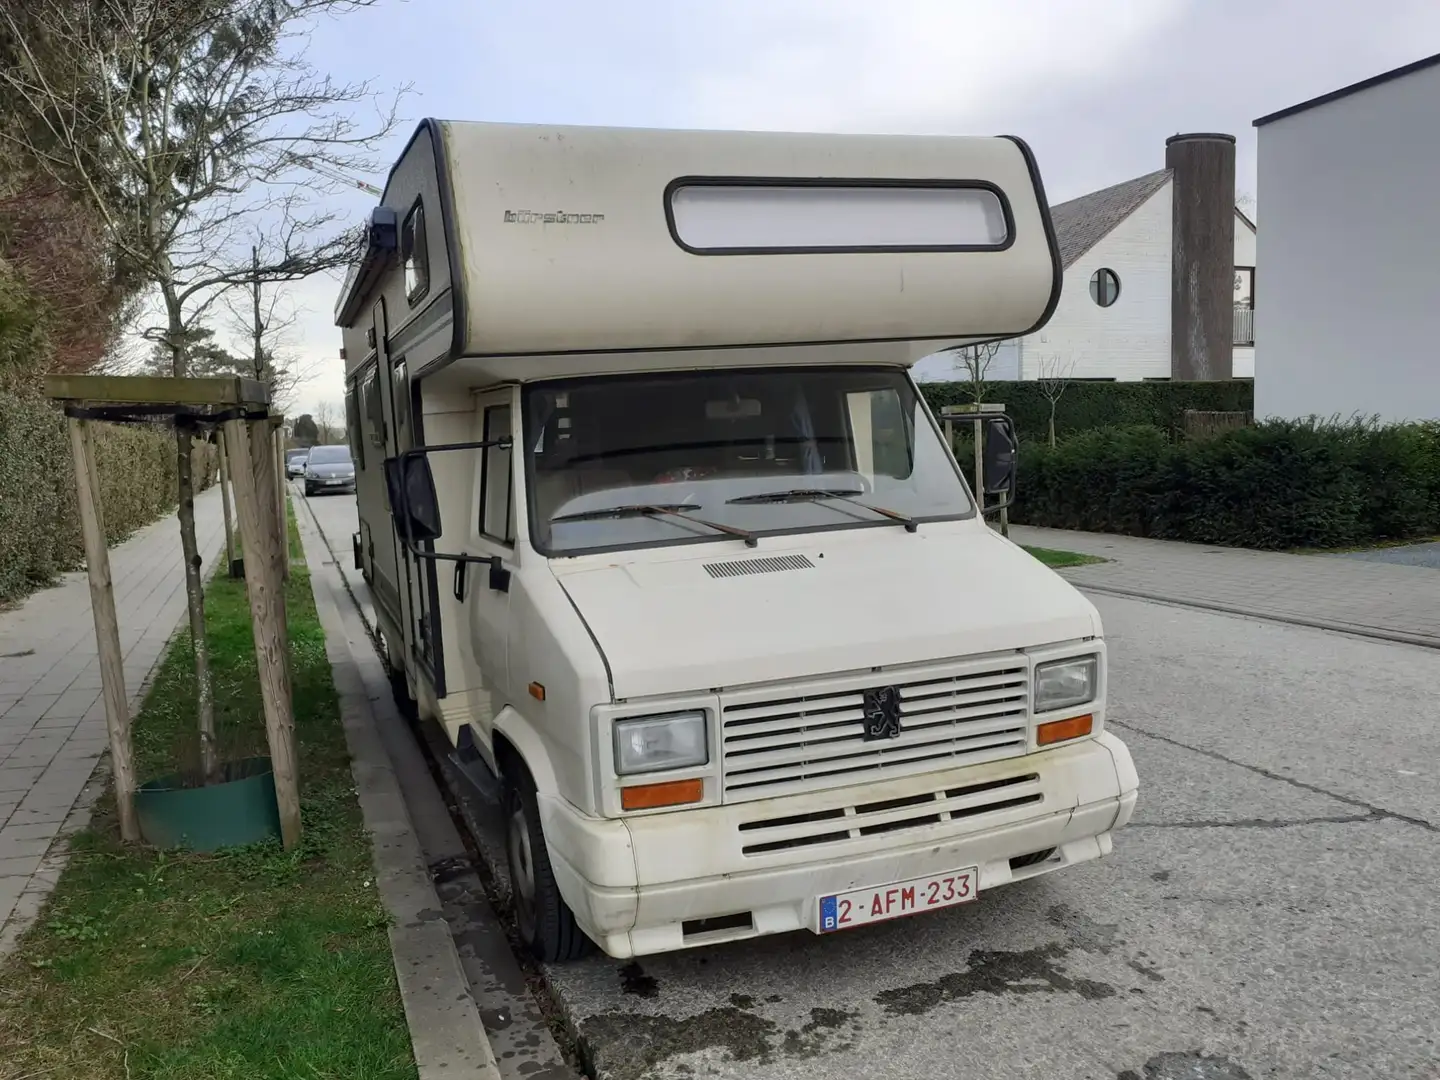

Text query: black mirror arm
(981, 489), (1015, 516)
(398, 437), (512, 466)
(397, 536), (510, 593)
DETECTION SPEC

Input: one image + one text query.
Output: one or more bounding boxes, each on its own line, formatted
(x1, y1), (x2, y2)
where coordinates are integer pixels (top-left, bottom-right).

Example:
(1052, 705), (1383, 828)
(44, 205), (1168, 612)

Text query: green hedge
(0, 384), (217, 605)
(919, 379), (1253, 444)
(1013, 419), (1440, 550)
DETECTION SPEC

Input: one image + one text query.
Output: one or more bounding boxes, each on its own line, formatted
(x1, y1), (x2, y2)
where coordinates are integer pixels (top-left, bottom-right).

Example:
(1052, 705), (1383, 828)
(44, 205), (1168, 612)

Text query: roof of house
(1048, 168), (1256, 268)
(1254, 51), (1440, 127)
(1049, 168), (1171, 268)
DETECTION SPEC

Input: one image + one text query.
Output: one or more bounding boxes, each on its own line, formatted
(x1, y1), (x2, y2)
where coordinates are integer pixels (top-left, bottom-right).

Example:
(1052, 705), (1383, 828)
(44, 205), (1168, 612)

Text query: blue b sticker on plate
(819, 895), (839, 932)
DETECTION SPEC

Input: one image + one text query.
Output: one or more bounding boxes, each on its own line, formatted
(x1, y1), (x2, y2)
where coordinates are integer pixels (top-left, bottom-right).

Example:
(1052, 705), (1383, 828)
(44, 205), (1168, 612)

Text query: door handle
(453, 561), (467, 602)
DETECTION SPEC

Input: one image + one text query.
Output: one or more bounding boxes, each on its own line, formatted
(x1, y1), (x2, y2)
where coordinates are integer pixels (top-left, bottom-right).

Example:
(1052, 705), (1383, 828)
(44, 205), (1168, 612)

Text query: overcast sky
(239, 0), (1440, 416)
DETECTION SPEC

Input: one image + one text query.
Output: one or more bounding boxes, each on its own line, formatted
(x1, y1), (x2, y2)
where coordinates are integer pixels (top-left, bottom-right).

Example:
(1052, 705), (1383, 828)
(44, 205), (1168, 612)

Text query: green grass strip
(0, 533), (416, 1080)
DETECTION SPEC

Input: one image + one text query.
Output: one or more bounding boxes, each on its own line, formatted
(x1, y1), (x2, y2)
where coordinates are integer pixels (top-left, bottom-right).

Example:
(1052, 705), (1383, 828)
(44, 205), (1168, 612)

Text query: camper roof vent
(704, 554), (815, 579)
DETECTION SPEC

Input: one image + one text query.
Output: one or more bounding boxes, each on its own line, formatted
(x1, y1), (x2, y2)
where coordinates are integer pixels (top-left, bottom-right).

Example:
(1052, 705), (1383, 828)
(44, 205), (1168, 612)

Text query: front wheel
(504, 772), (591, 963)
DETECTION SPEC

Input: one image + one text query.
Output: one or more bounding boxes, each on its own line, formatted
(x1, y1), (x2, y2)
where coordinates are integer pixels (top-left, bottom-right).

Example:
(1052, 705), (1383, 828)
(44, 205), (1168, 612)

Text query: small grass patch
(0, 553), (416, 1079)
(1023, 545), (1106, 569)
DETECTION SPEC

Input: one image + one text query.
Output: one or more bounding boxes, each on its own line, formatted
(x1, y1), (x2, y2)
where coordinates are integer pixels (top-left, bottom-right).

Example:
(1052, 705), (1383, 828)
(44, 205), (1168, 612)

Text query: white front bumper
(539, 732), (1139, 959)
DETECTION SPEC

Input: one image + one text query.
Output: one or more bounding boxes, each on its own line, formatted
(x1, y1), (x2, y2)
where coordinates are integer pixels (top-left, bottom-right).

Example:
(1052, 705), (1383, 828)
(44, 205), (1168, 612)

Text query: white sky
(125, 0), (1440, 418)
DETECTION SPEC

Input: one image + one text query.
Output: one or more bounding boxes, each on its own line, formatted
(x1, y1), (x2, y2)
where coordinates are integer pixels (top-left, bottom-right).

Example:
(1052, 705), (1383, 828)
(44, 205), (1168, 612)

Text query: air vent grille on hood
(704, 554), (815, 579)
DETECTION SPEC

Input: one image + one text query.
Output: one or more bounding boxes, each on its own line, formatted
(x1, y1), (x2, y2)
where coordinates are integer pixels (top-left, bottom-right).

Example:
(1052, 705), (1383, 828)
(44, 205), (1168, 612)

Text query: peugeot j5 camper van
(336, 120), (1139, 961)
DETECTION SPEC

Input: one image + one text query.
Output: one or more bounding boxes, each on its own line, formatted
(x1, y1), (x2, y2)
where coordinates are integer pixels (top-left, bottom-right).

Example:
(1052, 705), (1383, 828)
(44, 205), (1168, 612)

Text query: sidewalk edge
(1071, 581), (1440, 651)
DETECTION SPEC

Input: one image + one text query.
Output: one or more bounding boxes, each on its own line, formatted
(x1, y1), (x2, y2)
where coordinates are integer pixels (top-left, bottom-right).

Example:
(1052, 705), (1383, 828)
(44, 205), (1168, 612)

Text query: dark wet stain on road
(619, 961), (659, 999)
(873, 943), (1116, 1016)
(579, 1003), (862, 1076)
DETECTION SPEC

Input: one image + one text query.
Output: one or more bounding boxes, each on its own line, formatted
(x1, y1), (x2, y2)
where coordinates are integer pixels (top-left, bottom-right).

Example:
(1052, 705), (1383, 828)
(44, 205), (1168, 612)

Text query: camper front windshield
(523, 367), (972, 555)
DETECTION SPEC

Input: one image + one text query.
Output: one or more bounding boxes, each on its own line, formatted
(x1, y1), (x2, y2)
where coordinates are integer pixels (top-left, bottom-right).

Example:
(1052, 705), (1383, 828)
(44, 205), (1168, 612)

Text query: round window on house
(1090, 268), (1121, 308)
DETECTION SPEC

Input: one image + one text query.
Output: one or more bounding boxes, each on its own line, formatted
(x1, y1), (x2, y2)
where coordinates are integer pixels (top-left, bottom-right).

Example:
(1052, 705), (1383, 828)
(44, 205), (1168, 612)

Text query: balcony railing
(1234, 305), (1254, 347)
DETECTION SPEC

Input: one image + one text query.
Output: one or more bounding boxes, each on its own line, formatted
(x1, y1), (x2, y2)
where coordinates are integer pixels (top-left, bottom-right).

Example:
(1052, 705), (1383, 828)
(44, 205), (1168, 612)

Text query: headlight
(1033, 656), (1098, 713)
(613, 711), (708, 775)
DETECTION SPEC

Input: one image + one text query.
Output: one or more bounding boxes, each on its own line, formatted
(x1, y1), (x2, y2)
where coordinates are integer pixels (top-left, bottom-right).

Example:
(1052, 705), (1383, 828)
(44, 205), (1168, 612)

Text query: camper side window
(403, 202), (429, 305)
(345, 386), (364, 467)
(362, 369), (384, 447)
(479, 404), (515, 544)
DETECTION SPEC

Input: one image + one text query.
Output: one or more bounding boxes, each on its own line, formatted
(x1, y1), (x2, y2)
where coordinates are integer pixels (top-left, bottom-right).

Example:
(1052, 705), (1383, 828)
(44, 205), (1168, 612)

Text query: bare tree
(313, 399), (339, 443)
(0, 0), (403, 783)
(1035, 355), (1076, 449)
(221, 245), (315, 412)
(951, 340), (1003, 409)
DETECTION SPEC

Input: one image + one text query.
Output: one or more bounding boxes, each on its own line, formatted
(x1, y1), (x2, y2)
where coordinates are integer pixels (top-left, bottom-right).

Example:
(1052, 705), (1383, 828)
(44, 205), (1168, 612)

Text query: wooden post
(67, 417), (140, 842)
(218, 429), (237, 575)
(225, 416), (301, 849)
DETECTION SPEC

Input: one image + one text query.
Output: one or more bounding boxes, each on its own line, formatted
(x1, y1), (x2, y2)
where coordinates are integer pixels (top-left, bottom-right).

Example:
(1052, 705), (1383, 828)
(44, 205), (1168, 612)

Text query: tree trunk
(165, 290), (218, 784)
(1048, 411), (1057, 449)
(177, 427), (219, 783)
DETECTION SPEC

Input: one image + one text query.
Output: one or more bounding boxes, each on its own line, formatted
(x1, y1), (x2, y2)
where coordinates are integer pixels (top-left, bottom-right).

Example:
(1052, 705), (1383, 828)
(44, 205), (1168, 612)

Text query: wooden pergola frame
(44, 375), (301, 848)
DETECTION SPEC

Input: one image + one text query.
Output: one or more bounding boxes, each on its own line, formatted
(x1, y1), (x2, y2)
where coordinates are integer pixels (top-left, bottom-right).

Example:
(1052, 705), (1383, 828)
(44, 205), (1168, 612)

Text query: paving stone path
(1011, 524), (1440, 648)
(0, 488), (226, 951)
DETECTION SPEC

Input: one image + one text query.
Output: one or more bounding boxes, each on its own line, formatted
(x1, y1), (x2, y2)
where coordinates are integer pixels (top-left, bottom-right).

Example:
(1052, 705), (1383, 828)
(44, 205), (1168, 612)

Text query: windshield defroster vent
(704, 554), (815, 579)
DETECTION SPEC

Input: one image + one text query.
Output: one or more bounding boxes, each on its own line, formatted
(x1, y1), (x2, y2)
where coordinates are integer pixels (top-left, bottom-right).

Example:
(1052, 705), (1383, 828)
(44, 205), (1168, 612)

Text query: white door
(467, 387), (519, 743)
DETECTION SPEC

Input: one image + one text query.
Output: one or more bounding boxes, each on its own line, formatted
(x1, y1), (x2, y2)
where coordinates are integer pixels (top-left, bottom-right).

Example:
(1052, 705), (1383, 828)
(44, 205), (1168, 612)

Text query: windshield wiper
(551, 503), (757, 547)
(726, 488), (917, 532)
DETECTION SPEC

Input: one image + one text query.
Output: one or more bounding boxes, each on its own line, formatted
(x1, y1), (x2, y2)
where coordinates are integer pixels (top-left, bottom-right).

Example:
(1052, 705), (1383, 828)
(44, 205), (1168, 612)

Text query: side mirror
(384, 452), (443, 545)
(981, 416), (1018, 510)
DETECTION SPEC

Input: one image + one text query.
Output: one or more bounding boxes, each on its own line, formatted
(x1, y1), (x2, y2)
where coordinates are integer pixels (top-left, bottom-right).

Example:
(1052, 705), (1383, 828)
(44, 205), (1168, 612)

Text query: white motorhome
(336, 120), (1139, 962)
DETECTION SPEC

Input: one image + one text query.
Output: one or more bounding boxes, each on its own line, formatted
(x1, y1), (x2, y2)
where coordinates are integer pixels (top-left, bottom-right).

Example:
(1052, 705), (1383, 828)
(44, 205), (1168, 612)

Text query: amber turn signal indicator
(621, 777), (703, 811)
(528, 682), (545, 701)
(1036, 713), (1093, 746)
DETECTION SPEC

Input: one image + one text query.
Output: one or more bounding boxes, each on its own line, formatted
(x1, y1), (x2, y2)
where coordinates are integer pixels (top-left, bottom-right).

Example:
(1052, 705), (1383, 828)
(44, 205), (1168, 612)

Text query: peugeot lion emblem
(862, 685), (903, 741)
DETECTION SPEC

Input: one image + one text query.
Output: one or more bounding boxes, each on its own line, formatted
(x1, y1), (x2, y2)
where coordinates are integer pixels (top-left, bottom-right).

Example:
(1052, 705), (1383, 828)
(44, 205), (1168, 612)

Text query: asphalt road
(302, 492), (1440, 1080)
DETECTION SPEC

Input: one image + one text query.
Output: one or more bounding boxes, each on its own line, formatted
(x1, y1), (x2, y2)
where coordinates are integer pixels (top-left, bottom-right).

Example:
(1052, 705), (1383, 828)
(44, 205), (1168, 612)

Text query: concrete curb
(1070, 581), (1440, 652)
(296, 508), (502, 1080)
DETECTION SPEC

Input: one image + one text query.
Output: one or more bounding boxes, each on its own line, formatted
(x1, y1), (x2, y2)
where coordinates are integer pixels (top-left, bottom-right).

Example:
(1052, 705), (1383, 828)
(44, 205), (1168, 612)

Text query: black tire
(304, 483), (315, 497)
(503, 769), (591, 963)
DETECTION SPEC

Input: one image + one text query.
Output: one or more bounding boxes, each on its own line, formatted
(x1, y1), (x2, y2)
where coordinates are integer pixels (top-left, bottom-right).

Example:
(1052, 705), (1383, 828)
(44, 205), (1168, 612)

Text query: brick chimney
(1167, 133), (1236, 380)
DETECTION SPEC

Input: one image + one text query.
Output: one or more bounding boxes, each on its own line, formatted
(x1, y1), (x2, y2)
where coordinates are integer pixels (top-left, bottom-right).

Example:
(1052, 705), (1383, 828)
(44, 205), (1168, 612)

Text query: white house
(1253, 52), (1440, 423)
(915, 133), (1256, 384)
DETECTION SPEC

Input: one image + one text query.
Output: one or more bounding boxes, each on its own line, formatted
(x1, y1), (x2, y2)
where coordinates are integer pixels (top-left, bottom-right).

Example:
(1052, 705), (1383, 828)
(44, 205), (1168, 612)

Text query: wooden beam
(67, 417), (139, 843)
(225, 417), (302, 849)
(44, 374), (270, 408)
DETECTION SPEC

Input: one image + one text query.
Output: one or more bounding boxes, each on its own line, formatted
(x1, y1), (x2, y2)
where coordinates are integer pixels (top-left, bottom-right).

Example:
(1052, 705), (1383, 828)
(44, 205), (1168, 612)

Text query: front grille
(738, 772), (1043, 855)
(719, 656), (1030, 802)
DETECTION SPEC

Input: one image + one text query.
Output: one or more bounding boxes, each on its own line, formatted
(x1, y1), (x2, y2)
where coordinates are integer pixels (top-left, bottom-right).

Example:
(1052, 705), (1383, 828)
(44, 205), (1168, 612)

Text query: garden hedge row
(918, 379), (1254, 444)
(1012, 419), (1440, 550)
(0, 383), (217, 605)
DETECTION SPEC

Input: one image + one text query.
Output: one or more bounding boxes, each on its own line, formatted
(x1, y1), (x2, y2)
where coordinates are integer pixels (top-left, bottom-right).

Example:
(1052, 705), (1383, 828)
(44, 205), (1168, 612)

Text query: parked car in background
(285, 448), (310, 478)
(302, 444), (355, 497)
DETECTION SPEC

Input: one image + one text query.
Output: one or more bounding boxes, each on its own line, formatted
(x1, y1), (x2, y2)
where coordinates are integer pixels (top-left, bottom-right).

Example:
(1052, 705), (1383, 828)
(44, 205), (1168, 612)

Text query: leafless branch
(1035, 355), (1075, 449)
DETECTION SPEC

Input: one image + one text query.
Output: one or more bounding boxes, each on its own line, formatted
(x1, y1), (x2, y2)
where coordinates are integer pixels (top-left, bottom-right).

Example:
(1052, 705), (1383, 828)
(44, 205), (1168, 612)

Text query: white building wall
(1018, 182), (1173, 381)
(1256, 62), (1440, 422)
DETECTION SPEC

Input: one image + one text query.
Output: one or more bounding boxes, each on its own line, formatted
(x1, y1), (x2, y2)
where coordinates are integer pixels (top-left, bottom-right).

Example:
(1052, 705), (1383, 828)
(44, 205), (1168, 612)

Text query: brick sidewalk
(0, 488), (227, 951)
(1011, 524), (1440, 646)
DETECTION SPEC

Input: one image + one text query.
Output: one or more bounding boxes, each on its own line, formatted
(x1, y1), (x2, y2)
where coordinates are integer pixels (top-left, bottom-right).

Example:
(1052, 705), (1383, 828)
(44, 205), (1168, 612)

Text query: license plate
(816, 867), (979, 933)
